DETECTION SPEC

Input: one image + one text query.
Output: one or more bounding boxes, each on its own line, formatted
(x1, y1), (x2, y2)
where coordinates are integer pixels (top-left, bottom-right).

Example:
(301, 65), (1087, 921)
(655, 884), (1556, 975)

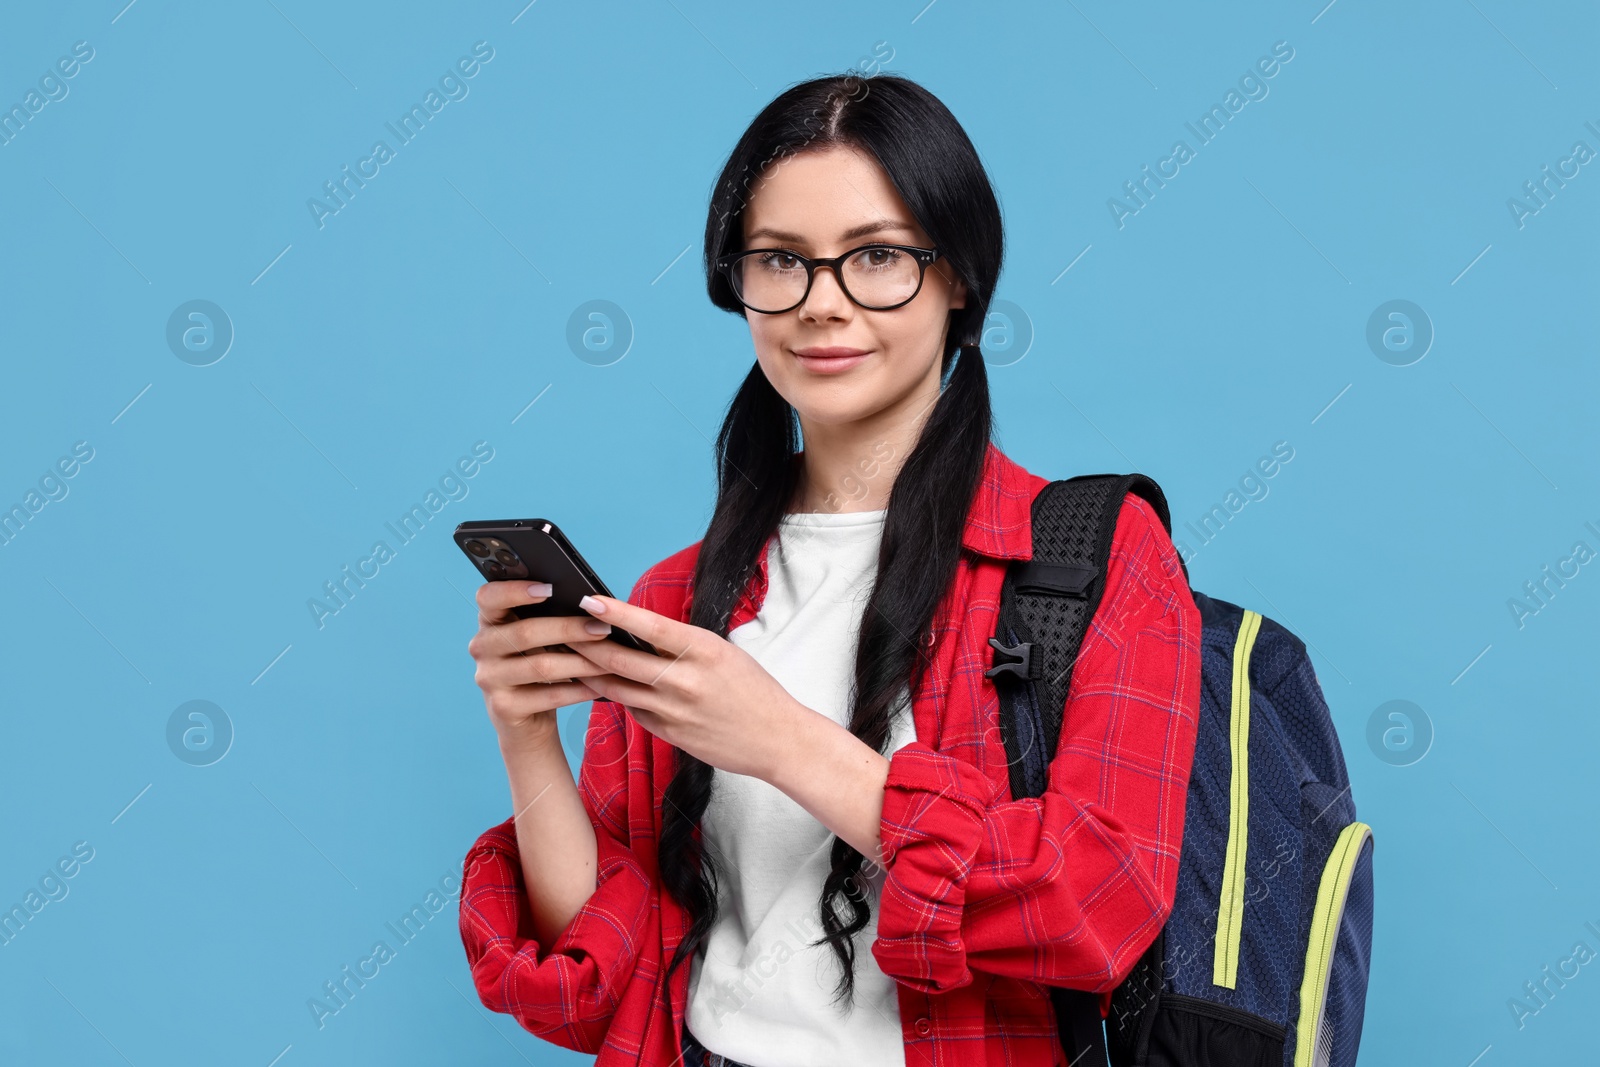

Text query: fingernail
(528, 582), (553, 597)
(584, 620), (612, 635)
(579, 595), (606, 614)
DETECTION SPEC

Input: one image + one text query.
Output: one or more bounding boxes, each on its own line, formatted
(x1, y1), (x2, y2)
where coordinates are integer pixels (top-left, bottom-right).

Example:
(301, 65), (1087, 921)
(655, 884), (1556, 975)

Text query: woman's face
(738, 144), (967, 433)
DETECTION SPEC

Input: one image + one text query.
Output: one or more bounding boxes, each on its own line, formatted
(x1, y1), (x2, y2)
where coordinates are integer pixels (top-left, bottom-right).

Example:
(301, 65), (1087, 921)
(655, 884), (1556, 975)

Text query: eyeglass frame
(714, 243), (943, 314)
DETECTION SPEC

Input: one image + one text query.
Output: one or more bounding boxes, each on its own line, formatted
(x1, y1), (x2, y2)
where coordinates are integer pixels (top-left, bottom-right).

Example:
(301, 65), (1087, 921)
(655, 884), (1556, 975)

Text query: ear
(950, 275), (968, 310)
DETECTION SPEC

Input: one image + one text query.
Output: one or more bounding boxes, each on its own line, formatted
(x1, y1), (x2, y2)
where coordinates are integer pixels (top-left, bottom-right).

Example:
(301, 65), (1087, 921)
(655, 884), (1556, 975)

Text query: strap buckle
(985, 636), (1038, 682)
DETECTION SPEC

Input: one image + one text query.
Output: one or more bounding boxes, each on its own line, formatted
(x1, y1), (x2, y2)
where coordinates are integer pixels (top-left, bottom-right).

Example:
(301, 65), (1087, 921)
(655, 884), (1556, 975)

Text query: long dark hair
(659, 72), (1005, 1006)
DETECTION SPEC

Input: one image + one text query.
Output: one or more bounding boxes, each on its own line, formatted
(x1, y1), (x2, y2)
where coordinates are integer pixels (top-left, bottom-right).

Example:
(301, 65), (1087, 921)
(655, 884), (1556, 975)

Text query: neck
(789, 379), (940, 514)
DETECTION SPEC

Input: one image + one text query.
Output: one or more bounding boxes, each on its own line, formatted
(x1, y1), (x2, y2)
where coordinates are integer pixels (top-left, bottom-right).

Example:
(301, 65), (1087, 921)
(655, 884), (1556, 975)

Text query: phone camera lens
(485, 560), (506, 579)
(493, 548), (518, 567)
(464, 539), (489, 558)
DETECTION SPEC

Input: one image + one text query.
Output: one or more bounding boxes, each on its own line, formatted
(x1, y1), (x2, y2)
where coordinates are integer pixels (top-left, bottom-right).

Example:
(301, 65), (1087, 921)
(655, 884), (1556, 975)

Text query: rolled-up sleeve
(458, 578), (662, 1052)
(871, 492), (1202, 996)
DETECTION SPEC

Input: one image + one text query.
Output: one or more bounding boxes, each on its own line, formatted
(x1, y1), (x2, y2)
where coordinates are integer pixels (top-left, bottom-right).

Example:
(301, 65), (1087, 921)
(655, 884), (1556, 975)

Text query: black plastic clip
(985, 636), (1039, 682)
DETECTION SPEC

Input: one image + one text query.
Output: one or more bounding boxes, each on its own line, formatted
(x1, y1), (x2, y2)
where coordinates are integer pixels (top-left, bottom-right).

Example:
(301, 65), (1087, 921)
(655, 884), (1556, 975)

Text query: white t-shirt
(686, 507), (917, 1066)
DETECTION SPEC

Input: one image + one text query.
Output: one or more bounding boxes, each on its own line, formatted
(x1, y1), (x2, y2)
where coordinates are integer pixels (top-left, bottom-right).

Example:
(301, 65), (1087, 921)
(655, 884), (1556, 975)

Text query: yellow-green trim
(1212, 608), (1262, 989)
(1294, 821), (1372, 1067)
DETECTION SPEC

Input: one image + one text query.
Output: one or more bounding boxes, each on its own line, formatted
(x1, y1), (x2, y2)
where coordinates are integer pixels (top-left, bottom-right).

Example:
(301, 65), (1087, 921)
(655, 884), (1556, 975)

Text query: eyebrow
(744, 219), (916, 246)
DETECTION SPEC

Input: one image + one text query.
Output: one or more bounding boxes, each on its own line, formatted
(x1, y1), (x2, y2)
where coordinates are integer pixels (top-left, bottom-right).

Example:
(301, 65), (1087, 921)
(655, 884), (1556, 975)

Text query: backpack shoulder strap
(990, 472), (1176, 780)
(987, 472), (1176, 1067)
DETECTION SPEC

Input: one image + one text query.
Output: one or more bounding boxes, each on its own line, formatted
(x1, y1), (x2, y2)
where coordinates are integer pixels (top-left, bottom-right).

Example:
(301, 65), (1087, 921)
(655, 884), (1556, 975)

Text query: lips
(793, 346), (870, 374)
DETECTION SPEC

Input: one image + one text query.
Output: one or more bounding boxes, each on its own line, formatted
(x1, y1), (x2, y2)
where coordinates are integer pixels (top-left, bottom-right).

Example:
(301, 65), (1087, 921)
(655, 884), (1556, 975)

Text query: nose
(800, 262), (851, 316)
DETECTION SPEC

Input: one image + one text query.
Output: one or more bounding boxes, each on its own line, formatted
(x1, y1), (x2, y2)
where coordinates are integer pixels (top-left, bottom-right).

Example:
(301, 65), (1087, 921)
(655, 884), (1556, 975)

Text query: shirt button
(921, 630), (936, 649)
(914, 1016), (932, 1036)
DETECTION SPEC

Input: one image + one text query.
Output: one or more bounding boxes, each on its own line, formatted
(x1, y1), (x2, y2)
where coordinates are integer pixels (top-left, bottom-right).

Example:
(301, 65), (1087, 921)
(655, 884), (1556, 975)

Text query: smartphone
(454, 519), (658, 656)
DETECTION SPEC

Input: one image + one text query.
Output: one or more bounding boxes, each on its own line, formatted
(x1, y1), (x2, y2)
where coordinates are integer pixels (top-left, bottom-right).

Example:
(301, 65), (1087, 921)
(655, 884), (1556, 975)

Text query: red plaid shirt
(459, 442), (1201, 1066)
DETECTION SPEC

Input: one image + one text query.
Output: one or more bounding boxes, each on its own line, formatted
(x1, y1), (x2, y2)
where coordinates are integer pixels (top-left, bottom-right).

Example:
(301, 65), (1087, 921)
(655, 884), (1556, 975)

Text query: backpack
(986, 473), (1374, 1067)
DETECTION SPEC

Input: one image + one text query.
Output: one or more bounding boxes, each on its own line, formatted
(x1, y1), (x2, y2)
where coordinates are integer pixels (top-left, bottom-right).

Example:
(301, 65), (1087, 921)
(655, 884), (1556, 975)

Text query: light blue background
(1, 1), (1595, 1064)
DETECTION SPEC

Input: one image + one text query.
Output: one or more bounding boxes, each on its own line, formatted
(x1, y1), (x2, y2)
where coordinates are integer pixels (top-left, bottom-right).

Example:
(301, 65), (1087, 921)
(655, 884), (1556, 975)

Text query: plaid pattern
(458, 443), (1202, 1066)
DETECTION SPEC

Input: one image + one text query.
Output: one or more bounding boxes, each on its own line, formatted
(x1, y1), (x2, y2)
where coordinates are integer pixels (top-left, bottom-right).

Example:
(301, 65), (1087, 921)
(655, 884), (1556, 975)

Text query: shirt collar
(960, 441), (1045, 561)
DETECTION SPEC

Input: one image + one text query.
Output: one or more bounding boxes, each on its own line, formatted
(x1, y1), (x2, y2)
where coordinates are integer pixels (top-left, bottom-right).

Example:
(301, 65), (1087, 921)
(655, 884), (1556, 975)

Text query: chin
(790, 397), (878, 428)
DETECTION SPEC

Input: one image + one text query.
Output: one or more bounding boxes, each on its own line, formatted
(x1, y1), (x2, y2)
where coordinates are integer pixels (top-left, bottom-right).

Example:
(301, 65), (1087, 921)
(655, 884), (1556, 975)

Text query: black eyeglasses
(715, 243), (941, 314)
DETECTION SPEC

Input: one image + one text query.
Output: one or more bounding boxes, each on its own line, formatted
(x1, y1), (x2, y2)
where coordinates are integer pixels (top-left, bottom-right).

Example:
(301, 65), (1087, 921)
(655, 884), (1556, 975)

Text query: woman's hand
(468, 580), (618, 754)
(570, 592), (893, 866)
(467, 579), (607, 945)
(564, 594), (805, 781)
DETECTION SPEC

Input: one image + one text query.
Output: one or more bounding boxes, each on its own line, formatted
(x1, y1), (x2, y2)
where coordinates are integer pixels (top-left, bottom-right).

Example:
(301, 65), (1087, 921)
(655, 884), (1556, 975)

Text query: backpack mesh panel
(1163, 613), (1302, 1027)
(1015, 479), (1126, 743)
(1322, 835), (1374, 1067)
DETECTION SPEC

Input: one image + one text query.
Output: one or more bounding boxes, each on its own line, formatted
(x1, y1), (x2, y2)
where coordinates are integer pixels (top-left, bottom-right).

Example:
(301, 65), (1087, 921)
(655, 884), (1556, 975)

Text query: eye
(852, 246), (903, 271)
(754, 251), (803, 271)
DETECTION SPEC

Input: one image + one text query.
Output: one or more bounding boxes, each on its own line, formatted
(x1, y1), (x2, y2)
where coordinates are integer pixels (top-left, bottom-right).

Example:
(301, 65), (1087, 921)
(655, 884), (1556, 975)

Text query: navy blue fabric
(1102, 592), (1373, 1066)
(1323, 834), (1374, 1067)
(1164, 619), (1303, 1024)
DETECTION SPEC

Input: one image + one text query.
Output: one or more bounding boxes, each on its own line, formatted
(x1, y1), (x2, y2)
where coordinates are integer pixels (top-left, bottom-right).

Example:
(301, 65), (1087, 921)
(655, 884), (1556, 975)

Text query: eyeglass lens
(729, 247), (923, 312)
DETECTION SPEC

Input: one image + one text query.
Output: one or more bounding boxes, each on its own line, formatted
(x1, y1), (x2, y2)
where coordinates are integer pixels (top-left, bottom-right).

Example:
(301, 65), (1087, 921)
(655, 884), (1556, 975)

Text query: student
(459, 73), (1201, 1067)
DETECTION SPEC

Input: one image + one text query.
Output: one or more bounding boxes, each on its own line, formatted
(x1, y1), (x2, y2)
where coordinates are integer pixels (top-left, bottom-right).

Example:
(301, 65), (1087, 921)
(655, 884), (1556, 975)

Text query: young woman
(459, 73), (1201, 1067)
